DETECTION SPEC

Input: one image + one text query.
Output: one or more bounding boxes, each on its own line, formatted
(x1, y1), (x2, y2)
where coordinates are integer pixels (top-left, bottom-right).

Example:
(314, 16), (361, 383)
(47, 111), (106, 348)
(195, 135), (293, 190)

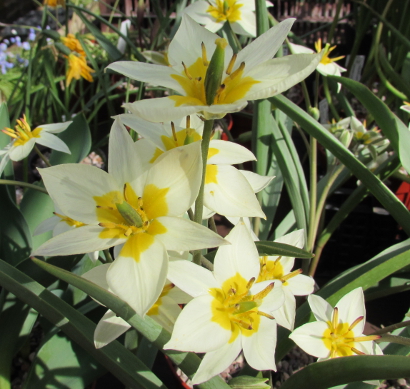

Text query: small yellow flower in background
(61, 34), (85, 56)
(43, 0), (65, 7)
(66, 53), (95, 86)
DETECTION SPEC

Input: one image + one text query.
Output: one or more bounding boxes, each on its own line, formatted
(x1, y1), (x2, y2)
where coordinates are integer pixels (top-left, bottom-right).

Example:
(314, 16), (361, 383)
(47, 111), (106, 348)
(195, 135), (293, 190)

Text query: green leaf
(269, 94), (410, 237)
(73, 10), (122, 61)
(331, 75), (410, 173)
(0, 187), (32, 266)
(279, 355), (410, 389)
(228, 376), (269, 389)
(30, 258), (232, 389)
(0, 103), (14, 183)
(19, 188), (54, 251)
(49, 114), (91, 165)
(24, 331), (106, 389)
(255, 241), (313, 259)
(0, 259), (167, 389)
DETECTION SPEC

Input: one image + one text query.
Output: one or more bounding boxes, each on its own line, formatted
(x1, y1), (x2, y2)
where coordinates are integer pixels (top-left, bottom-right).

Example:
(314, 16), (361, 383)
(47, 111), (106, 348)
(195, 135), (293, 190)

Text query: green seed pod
(116, 201), (143, 228)
(204, 38), (228, 106)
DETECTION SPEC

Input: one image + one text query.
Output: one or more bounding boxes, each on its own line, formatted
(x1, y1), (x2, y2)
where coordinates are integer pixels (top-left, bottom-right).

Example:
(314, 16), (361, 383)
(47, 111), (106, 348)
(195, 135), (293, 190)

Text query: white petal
(208, 140), (256, 165)
(151, 295), (181, 332)
(336, 287), (365, 333)
(107, 238), (168, 317)
(231, 10), (257, 37)
(164, 294), (231, 352)
(214, 220), (260, 285)
(134, 139), (157, 166)
(243, 317), (277, 371)
(39, 164), (120, 224)
(36, 132), (71, 154)
(53, 220), (73, 236)
(308, 294), (333, 323)
(94, 309), (131, 348)
(255, 280), (285, 313)
(124, 98), (202, 123)
(273, 288), (296, 330)
(167, 284), (193, 304)
(183, 1), (219, 28)
(39, 121), (72, 134)
(245, 53), (322, 101)
(155, 216), (227, 251)
(119, 114), (168, 149)
(239, 170), (274, 193)
(106, 61), (185, 94)
(167, 259), (218, 297)
(289, 321), (330, 358)
(9, 139), (36, 161)
(286, 274), (315, 296)
(145, 141), (202, 216)
(82, 263), (111, 291)
(236, 18), (295, 72)
(0, 151), (11, 176)
(108, 118), (147, 185)
(33, 216), (59, 236)
(192, 337), (242, 385)
(288, 43), (314, 55)
(32, 225), (125, 256)
(204, 165), (265, 217)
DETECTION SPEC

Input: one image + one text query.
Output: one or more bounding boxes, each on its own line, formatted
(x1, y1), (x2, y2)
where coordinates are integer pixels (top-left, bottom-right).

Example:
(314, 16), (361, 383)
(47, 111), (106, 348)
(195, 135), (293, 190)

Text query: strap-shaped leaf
(279, 355), (410, 389)
(30, 258), (231, 389)
(0, 259), (167, 389)
(256, 241), (313, 259)
(269, 94), (410, 236)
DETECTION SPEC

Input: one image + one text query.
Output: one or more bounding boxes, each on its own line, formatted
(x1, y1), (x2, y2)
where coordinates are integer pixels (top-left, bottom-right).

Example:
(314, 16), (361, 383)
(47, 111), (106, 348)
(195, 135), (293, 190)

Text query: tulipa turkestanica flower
(107, 15), (322, 122)
(0, 115), (71, 176)
(32, 119), (227, 317)
(165, 220), (284, 384)
(119, 114), (272, 218)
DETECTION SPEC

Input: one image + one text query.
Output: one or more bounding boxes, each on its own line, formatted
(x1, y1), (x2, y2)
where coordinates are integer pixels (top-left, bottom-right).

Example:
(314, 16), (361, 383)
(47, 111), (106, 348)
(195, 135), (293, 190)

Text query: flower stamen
(226, 53), (237, 75)
(201, 42), (209, 66)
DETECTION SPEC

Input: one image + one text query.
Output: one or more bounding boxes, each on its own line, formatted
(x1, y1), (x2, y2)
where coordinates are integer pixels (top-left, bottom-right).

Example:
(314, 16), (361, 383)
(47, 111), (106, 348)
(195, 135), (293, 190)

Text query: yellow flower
(43, 0), (65, 7)
(61, 34), (85, 56)
(66, 53), (95, 86)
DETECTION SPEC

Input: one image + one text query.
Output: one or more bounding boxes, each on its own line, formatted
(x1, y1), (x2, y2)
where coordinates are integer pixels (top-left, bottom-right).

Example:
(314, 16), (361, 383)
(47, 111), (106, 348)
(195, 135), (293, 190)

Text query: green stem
(308, 164), (345, 277)
(193, 119), (214, 265)
(301, 80), (312, 111)
(323, 76), (340, 121)
(392, 170), (410, 184)
(0, 179), (48, 194)
(208, 216), (217, 234)
(222, 22), (242, 53)
(34, 145), (52, 167)
(327, 0), (344, 44)
(371, 320), (410, 336)
(200, 255), (214, 271)
(103, 249), (113, 263)
(376, 334), (410, 347)
(306, 136), (317, 255)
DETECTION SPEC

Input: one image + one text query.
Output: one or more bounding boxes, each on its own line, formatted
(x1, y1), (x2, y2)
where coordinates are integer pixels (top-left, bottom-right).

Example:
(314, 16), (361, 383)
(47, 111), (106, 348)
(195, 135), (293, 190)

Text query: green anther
(204, 38), (228, 106)
(116, 202), (143, 228)
(234, 301), (258, 314)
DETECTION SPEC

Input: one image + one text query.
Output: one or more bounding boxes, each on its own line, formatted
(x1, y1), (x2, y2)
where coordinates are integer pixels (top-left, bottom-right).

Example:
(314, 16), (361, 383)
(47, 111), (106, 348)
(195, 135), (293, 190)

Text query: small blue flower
(29, 29), (36, 41)
(22, 41), (31, 50)
(0, 43), (7, 51)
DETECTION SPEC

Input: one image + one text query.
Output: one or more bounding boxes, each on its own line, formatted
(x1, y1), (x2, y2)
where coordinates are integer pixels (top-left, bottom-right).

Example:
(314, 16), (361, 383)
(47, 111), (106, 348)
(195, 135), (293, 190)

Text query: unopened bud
(308, 107), (320, 121)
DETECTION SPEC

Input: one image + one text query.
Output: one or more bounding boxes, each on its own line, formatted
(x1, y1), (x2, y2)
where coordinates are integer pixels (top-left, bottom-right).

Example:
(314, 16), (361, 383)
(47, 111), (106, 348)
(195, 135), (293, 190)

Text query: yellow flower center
(207, 0), (243, 23)
(210, 273), (274, 343)
(315, 39), (345, 66)
(322, 307), (380, 358)
(2, 115), (42, 147)
(170, 40), (259, 108)
(257, 256), (302, 286)
(94, 183), (168, 250)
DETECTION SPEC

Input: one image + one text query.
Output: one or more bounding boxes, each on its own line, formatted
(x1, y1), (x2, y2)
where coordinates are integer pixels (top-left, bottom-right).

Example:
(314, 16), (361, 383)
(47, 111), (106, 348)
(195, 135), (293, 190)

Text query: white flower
(32, 118), (227, 317)
(400, 101), (410, 113)
(183, 0), (272, 37)
(0, 115), (71, 175)
(257, 229), (315, 330)
(82, 264), (191, 348)
(107, 16), (321, 122)
(120, 114), (272, 218)
(289, 39), (346, 92)
(164, 221), (284, 384)
(289, 287), (382, 360)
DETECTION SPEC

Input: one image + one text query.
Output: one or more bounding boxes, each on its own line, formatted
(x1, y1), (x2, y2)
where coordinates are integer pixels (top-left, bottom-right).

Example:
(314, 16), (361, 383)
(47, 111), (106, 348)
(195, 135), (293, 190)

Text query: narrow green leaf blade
(256, 241), (313, 259)
(0, 259), (167, 389)
(280, 355), (410, 389)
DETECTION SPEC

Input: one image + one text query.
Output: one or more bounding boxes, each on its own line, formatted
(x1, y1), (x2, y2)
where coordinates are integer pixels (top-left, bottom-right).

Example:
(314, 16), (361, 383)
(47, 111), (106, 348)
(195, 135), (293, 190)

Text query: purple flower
(29, 29), (36, 41)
